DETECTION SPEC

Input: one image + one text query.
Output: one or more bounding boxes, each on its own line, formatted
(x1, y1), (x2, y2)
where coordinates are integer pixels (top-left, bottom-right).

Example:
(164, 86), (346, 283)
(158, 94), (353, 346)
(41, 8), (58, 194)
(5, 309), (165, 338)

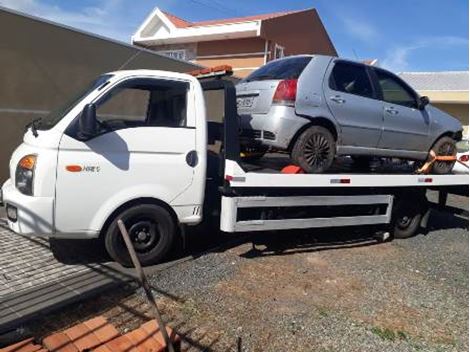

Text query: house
(132, 8), (337, 77)
(399, 71), (469, 134)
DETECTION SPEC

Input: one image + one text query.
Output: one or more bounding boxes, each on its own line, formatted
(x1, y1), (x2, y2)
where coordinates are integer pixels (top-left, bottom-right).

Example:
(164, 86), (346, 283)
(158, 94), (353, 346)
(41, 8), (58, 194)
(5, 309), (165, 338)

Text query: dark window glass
(243, 56), (312, 82)
(374, 69), (417, 108)
(330, 62), (374, 99)
(94, 78), (189, 133)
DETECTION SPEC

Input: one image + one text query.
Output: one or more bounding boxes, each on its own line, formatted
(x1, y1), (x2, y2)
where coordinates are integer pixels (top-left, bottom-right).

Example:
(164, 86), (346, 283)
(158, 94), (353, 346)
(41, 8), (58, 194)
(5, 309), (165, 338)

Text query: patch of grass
(371, 327), (409, 341)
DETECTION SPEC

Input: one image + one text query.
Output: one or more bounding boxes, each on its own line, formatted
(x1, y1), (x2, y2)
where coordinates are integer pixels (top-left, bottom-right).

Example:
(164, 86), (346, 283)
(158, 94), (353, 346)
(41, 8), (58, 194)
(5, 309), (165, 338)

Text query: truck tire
(391, 196), (425, 239)
(104, 203), (176, 267)
(430, 136), (457, 174)
(291, 126), (335, 173)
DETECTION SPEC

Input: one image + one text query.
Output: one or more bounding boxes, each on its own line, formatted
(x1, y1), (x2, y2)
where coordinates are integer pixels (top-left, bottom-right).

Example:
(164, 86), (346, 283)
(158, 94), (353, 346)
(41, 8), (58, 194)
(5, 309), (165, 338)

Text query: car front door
(54, 77), (198, 235)
(324, 60), (383, 149)
(372, 68), (430, 151)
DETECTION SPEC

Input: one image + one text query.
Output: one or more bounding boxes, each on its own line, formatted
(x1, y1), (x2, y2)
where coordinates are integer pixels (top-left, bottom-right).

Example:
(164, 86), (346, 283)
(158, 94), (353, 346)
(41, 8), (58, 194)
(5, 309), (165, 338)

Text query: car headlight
(16, 154), (36, 196)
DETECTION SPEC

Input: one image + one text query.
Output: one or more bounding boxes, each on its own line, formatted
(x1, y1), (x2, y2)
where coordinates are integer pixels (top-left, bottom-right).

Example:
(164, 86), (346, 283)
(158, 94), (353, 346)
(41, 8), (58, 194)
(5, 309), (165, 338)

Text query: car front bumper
(1, 178), (54, 236)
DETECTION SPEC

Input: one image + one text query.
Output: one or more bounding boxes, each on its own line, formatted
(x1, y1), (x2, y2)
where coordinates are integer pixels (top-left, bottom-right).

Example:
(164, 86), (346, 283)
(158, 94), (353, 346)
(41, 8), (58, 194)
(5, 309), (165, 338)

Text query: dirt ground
(21, 194), (469, 352)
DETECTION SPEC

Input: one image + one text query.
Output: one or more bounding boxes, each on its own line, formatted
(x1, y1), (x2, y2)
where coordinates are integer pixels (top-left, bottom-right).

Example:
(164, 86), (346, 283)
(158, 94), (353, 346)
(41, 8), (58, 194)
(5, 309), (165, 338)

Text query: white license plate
(237, 96), (255, 108)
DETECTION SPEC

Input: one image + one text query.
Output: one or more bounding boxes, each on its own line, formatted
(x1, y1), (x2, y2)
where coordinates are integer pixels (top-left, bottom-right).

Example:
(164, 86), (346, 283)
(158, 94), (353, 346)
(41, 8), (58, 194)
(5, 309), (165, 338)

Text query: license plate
(237, 96), (255, 109)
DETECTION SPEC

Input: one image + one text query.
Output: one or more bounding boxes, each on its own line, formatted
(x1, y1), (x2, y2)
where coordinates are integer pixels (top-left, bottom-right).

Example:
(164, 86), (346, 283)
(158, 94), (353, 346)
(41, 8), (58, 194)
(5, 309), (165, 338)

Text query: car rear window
(243, 56), (312, 82)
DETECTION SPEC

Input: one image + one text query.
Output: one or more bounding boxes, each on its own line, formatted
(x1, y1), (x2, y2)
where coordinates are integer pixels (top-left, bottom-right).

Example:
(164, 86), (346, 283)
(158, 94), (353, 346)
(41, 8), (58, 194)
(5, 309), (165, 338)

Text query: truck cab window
(94, 78), (189, 133)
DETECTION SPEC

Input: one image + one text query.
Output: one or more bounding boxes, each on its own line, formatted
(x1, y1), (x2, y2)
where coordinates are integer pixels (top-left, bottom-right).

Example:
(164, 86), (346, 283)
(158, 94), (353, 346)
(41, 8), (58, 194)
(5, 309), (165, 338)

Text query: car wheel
(430, 136), (457, 174)
(291, 126), (335, 173)
(104, 204), (176, 267)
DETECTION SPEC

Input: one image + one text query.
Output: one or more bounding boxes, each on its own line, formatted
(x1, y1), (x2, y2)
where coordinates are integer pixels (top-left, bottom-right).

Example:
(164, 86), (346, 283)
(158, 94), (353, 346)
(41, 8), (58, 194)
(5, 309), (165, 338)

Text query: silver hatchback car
(236, 55), (463, 173)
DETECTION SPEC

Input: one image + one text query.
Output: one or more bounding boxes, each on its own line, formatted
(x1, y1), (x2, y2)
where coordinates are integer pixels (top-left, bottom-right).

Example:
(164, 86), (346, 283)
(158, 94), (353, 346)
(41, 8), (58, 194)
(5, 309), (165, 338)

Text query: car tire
(430, 136), (457, 174)
(104, 203), (176, 267)
(291, 126), (335, 173)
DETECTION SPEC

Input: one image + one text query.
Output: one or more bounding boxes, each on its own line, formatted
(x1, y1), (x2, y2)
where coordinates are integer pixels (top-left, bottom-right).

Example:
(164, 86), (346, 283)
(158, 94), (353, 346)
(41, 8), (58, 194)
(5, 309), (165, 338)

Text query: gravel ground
(22, 193), (469, 352)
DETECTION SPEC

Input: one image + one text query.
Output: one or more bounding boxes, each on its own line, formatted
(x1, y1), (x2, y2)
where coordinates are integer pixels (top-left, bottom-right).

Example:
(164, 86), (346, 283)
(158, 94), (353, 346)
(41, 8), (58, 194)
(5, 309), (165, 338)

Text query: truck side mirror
(419, 96), (430, 110)
(78, 103), (97, 139)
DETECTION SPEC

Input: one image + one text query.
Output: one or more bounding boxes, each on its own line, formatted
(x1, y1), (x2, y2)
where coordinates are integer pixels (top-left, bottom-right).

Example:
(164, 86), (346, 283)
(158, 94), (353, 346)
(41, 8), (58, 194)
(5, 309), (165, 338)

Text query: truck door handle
(385, 107), (399, 115)
(330, 95), (345, 104)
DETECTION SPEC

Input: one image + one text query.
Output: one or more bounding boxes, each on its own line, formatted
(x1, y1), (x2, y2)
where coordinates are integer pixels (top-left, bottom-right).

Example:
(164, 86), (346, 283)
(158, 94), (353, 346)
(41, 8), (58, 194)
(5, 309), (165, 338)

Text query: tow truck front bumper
(1, 179), (54, 236)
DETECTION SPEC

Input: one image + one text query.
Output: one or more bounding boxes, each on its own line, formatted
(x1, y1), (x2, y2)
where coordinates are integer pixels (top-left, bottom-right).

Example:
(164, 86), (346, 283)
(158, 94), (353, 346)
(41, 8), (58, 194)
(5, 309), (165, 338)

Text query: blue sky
(0, 0), (468, 72)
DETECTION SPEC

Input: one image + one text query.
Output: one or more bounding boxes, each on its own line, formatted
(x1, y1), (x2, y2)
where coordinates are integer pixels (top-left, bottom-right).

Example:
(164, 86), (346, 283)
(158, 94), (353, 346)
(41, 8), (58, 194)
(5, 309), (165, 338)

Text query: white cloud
(0, 0), (136, 42)
(341, 16), (378, 42)
(382, 36), (469, 72)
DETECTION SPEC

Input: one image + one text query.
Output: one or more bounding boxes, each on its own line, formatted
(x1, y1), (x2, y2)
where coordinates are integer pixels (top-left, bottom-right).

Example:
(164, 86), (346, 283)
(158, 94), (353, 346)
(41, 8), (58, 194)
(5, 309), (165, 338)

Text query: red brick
(140, 321), (180, 349)
(91, 345), (112, 352)
(124, 328), (164, 352)
(43, 332), (79, 352)
(82, 317), (119, 344)
(63, 323), (102, 351)
(103, 335), (139, 352)
(0, 338), (42, 352)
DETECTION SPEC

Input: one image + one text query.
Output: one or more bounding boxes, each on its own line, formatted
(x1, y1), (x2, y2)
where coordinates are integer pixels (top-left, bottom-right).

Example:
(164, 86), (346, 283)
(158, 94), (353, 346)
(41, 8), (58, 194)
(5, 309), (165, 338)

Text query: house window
(158, 49), (187, 61)
(274, 44), (285, 59)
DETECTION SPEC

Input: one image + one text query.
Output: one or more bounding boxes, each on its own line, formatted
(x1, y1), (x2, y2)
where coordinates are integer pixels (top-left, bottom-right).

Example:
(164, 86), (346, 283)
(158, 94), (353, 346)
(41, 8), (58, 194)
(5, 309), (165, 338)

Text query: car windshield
(37, 74), (113, 130)
(242, 56), (313, 82)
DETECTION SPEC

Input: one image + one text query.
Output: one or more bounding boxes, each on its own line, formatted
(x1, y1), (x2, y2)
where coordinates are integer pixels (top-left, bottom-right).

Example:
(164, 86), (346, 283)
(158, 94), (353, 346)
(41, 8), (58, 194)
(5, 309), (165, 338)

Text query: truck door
(323, 60), (383, 148)
(54, 77), (198, 235)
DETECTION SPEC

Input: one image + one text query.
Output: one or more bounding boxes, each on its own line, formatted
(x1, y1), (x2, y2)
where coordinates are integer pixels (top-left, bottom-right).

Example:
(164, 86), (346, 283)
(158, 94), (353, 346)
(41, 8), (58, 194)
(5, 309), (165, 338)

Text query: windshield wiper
(25, 118), (41, 138)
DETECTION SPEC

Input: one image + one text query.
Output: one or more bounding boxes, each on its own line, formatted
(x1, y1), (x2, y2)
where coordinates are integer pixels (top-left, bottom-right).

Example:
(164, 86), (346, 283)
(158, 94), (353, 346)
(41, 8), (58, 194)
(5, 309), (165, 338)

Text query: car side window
(374, 69), (418, 108)
(95, 78), (189, 132)
(329, 62), (374, 99)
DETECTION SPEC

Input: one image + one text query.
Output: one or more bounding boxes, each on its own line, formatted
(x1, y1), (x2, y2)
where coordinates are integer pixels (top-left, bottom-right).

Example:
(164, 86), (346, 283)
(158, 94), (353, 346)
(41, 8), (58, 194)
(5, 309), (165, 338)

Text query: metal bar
(117, 219), (175, 352)
(235, 195), (393, 208)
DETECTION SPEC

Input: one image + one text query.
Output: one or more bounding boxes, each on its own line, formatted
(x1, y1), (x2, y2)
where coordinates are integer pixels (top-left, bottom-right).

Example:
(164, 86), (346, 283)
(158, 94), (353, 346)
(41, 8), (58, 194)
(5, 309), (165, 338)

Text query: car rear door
(323, 60), (383, 149)
(371, 68), (430, 151)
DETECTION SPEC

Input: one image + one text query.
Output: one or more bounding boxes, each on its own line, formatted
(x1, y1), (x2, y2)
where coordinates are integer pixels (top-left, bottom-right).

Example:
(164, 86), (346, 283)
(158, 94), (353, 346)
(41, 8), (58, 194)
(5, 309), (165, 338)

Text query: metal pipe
(117, 219), (175, 352)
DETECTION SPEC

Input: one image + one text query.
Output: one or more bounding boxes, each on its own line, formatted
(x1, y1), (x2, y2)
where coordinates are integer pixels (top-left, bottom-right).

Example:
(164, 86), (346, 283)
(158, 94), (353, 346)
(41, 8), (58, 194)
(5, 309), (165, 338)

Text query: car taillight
(459, 154), (469, 162)
(273, 79), (297, 106)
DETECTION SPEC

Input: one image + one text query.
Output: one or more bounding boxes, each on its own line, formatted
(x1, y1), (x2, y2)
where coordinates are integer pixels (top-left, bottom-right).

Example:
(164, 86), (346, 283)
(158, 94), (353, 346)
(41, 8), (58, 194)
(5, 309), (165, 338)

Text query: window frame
(328, 60), (378, 100)
(65, 76), (192, 141)
(274, 44), (285, 60)
(370, 67), (420, 109)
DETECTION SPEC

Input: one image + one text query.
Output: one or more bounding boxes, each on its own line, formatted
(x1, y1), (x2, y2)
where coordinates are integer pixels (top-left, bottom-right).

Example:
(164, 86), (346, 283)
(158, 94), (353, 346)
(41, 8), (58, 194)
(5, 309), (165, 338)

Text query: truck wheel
(104, 204), (176, 267)
(392, 197), (424, 239)
(291, 126), (335, 173)
(430, 136), (457, 174)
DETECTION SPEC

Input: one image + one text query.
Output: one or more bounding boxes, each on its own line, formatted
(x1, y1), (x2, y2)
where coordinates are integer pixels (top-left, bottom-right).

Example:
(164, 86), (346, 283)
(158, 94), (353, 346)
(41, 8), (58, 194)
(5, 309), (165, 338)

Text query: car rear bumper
(240, 105), (309, 150)
(1, 178), (54, 236)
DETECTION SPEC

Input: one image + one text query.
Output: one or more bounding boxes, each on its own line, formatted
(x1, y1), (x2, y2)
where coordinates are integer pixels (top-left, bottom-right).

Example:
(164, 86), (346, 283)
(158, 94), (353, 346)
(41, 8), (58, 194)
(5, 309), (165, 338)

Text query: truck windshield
(242, 56), (312, 82)
(37, 74), (113, 130)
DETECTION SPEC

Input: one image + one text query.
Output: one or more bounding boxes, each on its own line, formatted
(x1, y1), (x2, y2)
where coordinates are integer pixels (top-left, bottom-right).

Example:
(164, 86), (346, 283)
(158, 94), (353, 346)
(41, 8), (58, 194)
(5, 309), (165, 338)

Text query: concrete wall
(0, 8), (199, 183)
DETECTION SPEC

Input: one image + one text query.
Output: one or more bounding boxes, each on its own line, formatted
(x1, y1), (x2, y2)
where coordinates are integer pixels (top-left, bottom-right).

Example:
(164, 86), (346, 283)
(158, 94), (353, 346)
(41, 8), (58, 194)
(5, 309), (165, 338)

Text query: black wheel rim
(397, 215), (412, 229)
(127, 219), (161, 253)
(304, 133), (330, 167)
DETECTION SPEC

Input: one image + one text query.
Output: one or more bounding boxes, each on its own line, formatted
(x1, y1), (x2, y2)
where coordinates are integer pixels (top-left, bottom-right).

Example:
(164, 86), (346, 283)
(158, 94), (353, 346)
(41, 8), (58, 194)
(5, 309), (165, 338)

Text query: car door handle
(330, 95), (346, 104)
(385, 107), (399, 115)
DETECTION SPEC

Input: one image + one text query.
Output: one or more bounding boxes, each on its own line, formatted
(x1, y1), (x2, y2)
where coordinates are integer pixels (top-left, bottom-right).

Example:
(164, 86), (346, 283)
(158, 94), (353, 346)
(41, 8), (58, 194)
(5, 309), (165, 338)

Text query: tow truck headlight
(16, 154), (36, 196)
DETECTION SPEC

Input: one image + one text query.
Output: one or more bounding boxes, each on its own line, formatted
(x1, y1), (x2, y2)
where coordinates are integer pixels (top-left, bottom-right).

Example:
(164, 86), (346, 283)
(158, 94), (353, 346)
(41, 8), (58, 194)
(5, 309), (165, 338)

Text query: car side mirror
(419, 96), (430, 110)
(78, 103), (97, 139)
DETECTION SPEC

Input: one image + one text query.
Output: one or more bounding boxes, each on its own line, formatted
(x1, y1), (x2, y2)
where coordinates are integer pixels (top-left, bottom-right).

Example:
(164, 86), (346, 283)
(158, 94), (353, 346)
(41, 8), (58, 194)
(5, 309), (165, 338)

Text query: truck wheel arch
(98, 197), (178, 239)
(288, 117), (339, 152)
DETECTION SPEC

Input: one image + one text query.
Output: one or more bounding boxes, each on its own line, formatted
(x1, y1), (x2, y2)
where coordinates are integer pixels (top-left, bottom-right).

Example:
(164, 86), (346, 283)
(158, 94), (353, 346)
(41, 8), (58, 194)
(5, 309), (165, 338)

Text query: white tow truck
(1, 67), (468, 265)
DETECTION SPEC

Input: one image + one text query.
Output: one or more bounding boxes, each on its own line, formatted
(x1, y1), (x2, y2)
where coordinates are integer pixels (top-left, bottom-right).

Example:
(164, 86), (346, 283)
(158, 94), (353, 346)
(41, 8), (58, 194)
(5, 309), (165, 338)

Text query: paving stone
(103, 335), (138, 352)
(82, 317), (119, 345)
(140, 320), (180, 349)
(0, 337), (42, 352)
(124, 328), (163, 352)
